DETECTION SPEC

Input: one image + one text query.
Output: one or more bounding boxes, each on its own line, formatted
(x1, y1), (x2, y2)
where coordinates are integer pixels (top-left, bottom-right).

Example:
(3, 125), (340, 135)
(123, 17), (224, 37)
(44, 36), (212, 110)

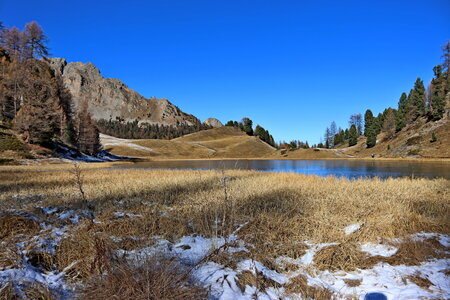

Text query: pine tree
(408, 78), (426, 120)
(14, 60), (60, 144)
(396, 92), (408, 131)
(364, 109), (374, 137)
(24, 21), (49, 59)
(382, 108), (396, 139)
(76, 100), (101, 155)
(348, 124), (357, 146)
(374, 113), (383, 134)
(366, 128), (377, 148)
(241, 117), (253, 136)
(429, 65), (446, 120)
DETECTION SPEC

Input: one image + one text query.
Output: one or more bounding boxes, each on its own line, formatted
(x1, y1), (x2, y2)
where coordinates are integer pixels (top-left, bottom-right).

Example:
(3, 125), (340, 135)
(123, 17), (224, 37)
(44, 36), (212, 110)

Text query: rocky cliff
(46, 58), (201, 127)
(203, 118), (223, 128)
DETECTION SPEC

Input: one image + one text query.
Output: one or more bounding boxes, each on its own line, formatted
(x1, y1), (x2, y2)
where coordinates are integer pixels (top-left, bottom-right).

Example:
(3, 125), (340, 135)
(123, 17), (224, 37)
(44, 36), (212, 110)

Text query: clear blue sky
(1, 0), (449, 144)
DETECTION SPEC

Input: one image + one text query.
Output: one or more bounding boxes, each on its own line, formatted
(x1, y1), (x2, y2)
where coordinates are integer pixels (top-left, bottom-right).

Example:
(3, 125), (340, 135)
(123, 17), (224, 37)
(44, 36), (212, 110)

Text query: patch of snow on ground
(412, 232), (450, 247)
(0, 266), (73, 299)
(360, 243), (398, 257)
(113, 212), (142, 218)
(315, 259), (450, 300)
(100, 134), (153, 152)
(344, 223), (361, 235)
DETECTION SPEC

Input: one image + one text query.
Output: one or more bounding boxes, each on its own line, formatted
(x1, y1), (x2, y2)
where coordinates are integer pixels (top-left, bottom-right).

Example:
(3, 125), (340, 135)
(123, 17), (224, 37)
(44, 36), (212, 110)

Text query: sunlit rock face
(203, 118), (223, 128)
(46, 57), (201, 127)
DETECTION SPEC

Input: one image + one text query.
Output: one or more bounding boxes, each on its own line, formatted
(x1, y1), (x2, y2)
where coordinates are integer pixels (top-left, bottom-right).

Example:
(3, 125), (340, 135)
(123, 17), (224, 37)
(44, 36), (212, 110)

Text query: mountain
(46, 58), (201, 127)
(202, 118), (223, 128)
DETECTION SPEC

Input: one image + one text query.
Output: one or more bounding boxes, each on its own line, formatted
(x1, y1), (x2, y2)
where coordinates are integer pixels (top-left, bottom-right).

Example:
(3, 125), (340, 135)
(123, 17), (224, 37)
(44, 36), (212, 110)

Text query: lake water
(114, 159), (450, 179)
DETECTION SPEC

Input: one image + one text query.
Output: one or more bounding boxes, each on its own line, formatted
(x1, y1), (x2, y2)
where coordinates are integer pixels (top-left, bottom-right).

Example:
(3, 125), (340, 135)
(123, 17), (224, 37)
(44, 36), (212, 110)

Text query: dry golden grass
(56, 222), (113, 280)
(285, 274), (335, 300)
(236, 269), (281, 294)
(0, 281), (56, 300)
(81, 256), (207, 300)
(0, 165), (449, 297)
(1, 167), (448, 244)
(404, 273), (433, 290)
(0, 212), (41, 239)
(104, 127), (276, 159)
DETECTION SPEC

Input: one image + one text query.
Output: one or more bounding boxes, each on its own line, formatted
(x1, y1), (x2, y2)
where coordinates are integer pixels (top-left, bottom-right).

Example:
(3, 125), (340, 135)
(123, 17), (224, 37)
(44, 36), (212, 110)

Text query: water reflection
(114, 159), (450, 180)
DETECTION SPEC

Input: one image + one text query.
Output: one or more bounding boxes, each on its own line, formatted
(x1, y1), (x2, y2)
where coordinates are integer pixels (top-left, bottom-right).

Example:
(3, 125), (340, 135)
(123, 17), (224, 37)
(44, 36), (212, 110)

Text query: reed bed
(0, 165), (448, 298)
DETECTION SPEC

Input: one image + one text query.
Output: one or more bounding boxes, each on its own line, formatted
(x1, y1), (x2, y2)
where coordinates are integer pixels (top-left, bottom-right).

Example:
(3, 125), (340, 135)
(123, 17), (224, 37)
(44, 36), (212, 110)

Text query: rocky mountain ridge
(46, 58), (202, 127)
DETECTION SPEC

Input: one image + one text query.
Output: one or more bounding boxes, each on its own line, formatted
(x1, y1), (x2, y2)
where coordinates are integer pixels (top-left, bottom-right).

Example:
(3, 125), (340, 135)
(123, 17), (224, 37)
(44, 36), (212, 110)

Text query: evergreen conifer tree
(408, 78), (426, 120)
(348, 125), (358, 146)
(429, 65), (446, 120)
(396, 92), (408, 131)
(364, 109), (374, 137)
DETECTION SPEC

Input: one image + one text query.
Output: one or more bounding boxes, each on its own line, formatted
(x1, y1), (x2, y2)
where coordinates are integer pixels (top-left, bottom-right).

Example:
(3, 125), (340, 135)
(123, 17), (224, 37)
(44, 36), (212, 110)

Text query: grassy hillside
(102, 126), (277, 159)
(102, 119), (450, 160)
(342, 117), (450, 159)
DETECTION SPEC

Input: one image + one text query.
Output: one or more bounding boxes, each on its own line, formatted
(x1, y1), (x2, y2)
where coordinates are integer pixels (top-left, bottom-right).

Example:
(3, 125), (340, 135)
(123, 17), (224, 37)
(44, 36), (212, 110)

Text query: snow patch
(360, 243), (398, 257)
(344, 223), (361, 235)
(114, 212), (142, 218)
(100, 134), (153, 152)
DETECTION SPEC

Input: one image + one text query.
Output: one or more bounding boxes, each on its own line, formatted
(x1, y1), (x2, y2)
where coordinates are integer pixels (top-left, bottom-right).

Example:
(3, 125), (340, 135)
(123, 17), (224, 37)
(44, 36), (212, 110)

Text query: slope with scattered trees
(0, 21), (101, 159)
(317, 42), (450, 158)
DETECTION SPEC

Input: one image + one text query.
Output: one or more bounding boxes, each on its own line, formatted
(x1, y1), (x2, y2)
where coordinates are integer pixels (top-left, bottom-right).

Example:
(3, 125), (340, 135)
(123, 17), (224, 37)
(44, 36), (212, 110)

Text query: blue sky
(1, 0), (449, 144)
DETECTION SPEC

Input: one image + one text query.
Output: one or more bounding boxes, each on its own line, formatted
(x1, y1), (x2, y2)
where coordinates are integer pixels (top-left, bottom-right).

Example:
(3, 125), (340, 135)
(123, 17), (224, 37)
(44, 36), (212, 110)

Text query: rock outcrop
(203, 118), (223, 128)
(46, 58), (201, 127)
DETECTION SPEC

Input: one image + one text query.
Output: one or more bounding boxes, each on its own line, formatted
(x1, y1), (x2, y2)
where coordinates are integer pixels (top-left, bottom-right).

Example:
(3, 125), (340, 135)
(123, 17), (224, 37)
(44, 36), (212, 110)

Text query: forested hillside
(307, 43), (450, 157)
(0, 21), (101, 157)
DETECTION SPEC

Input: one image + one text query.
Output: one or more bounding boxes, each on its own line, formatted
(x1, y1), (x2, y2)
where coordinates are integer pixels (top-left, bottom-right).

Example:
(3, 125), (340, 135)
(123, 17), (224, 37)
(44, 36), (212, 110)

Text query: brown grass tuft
(0, 282), (15, 299)
(81, 257), (207, 300)
(315, 237), (449, 272)
(383, 237), (449, 266)
(0, 212), (41, 239)
(404, 273), (433, 290)
(56, 223), (113, 280)
(22, 282), (55, 300)
(285, 274), (335, 300)
(343, 278), (362, 287)
(236, 269), (281, 294)
(0, 245), (22, 270)
(314, 242), (368, 272)
(0, 281), (56, 300)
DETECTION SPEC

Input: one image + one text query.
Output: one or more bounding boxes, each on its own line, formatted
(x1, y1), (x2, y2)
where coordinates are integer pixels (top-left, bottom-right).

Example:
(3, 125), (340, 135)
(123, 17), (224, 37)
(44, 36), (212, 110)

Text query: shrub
(430, 132), (437, 143)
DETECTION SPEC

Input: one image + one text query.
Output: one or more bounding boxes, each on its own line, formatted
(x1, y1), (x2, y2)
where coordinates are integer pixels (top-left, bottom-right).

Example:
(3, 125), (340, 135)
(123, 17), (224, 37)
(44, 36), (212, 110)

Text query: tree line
(0, 21), (100, 155)
(97, 118), (212, 140)
(322, 42), (449, 149)
(225, 117), (276, 147)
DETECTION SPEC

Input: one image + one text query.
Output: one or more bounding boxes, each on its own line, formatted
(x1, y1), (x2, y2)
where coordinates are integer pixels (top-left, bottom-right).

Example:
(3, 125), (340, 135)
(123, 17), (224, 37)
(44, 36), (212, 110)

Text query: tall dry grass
(0, 165), (449, 297)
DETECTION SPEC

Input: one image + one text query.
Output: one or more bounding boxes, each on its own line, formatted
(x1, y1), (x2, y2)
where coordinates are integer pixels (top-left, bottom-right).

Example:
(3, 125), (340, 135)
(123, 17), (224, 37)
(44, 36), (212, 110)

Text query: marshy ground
(0, 163), (449, 299)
